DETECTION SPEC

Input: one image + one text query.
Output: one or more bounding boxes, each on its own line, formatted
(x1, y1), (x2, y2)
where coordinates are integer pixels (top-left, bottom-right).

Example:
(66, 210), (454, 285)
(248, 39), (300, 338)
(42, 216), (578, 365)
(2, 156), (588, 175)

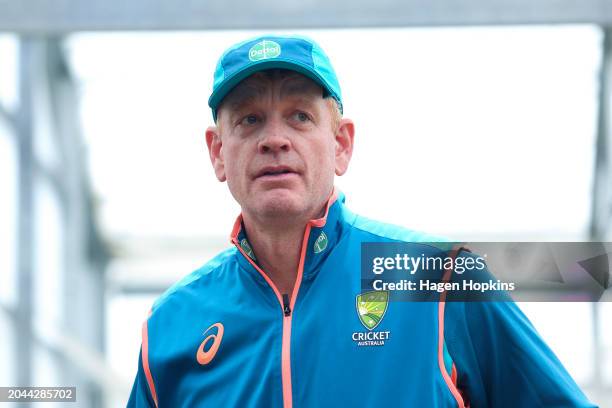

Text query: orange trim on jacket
(142, 312), (159, 408)
(438, 245), (467, 408)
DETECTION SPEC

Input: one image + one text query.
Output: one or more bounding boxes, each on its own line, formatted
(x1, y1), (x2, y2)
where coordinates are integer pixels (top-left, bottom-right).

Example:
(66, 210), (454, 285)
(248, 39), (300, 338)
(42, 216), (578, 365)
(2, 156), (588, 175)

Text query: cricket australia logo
(352, 290), (391, 346)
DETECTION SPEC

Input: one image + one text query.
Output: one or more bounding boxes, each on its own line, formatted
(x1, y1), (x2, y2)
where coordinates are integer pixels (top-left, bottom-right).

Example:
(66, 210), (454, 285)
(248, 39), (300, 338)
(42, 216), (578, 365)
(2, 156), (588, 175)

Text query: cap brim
(208, 59), (339, 121)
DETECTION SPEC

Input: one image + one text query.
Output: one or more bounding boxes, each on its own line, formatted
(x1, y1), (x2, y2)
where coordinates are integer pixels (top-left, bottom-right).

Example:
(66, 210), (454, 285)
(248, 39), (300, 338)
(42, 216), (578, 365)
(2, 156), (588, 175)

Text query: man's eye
(241, 115), (260, 125)
(291, 111), (311, 123)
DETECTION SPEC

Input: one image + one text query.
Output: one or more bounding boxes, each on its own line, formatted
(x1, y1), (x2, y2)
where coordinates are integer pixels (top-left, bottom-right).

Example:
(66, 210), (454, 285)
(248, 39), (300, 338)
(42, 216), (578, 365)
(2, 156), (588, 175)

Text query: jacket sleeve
(443, 257), (597, 407)
(126, 349), (156, 408)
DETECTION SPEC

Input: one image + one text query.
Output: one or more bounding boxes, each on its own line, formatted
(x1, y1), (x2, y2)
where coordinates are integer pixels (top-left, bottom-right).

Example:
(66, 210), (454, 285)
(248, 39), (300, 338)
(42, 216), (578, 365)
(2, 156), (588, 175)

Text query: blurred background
(1, 1), (612, 407)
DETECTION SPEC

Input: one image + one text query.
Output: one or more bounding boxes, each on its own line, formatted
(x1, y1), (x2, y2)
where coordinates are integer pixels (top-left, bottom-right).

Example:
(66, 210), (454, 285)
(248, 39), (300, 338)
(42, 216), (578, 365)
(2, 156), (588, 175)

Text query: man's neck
(241, 196), (330, 296)
(242, 215), (306, 296)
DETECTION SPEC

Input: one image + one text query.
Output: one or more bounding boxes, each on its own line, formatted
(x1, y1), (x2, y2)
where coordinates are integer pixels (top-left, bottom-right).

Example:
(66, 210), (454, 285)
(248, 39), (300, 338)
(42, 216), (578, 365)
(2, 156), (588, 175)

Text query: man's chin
(250, 190), (305, 218)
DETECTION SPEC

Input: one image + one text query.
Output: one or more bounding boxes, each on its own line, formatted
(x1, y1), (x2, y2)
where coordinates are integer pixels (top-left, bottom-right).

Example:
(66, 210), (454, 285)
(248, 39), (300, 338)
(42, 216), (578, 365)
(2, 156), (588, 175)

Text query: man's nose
(257, 119), (291, 154)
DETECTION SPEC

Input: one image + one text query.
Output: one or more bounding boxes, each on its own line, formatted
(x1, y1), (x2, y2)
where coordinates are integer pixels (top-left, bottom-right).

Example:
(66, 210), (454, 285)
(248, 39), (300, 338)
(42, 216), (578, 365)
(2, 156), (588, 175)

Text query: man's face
(206, 70), (353, 222)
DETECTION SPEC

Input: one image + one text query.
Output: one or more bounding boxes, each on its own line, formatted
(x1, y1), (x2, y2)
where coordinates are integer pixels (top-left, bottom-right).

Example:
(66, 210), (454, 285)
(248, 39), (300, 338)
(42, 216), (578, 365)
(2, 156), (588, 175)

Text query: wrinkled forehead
(219, 70), (324, 113)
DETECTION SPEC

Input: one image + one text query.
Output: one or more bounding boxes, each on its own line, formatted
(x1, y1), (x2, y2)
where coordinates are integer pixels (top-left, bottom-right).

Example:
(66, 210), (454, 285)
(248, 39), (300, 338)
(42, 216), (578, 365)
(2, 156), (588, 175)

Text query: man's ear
(205, 126), (227, 182)
(334, 118), (355, 176)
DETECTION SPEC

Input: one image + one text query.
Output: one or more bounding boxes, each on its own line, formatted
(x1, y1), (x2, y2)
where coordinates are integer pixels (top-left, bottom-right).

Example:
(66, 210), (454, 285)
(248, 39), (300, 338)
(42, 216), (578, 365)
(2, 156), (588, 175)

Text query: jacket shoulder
(150, 246), (236, 314)
(347, 210), (451, 244)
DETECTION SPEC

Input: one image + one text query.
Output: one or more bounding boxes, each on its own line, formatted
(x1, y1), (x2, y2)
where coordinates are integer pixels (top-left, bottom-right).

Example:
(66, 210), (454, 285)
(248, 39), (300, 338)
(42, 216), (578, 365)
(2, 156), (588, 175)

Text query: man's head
(205, 35), (354, 223)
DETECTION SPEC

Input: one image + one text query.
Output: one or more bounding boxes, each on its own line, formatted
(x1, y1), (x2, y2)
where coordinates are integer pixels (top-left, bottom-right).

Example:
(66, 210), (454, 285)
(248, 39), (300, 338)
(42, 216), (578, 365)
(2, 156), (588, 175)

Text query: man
(127, 34), (596, 407)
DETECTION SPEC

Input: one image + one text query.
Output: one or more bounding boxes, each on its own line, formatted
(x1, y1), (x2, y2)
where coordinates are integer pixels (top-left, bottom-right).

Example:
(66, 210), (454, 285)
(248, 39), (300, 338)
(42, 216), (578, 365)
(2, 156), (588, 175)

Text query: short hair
(217, 69), (342, 132)
(326, 96), (342, 133)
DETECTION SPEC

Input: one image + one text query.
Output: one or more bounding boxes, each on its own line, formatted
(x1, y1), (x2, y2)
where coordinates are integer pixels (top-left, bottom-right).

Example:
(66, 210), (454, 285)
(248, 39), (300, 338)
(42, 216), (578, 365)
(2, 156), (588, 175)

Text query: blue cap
(208, 34), (343, 122)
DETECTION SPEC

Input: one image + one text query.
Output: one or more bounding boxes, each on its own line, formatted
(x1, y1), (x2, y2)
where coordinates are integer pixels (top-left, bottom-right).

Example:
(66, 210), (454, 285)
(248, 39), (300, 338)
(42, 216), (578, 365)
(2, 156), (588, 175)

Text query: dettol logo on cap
(249, 40), (281, 62)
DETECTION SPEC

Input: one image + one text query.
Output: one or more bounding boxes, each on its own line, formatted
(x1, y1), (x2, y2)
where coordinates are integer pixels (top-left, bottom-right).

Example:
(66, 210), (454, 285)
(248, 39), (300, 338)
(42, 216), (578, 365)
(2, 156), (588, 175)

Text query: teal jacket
(127, 190), (596, 408)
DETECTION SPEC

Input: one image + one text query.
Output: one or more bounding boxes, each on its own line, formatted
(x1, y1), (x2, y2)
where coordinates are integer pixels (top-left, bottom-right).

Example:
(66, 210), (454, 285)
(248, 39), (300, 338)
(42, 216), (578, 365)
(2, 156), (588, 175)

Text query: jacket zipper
(232, 223), (313, 408)
(229, 189), (337, 408)
(282, 294), (291, 316)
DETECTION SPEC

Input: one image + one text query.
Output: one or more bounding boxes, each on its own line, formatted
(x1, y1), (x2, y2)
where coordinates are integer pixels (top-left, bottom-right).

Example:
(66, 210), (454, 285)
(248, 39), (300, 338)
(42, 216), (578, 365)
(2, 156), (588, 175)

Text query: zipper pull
(282, 294), (291, 316)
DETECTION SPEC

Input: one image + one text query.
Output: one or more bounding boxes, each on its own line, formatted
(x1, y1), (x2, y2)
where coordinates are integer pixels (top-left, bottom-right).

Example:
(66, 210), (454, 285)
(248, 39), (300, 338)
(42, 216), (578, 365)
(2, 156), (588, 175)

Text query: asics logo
(196, 322), (224, 365)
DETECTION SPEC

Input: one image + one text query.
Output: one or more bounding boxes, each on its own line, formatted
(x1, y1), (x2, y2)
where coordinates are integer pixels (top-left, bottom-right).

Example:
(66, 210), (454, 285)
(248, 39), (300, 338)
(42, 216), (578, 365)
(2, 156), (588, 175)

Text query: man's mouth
(255, 166), (299, 180)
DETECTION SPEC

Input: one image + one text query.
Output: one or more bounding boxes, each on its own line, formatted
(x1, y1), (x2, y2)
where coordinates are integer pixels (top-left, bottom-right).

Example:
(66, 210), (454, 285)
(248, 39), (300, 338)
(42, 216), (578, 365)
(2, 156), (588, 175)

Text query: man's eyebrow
(226, 96), (256, 113)
(222, 77), (322, 113)
(225, 87), (263, 112)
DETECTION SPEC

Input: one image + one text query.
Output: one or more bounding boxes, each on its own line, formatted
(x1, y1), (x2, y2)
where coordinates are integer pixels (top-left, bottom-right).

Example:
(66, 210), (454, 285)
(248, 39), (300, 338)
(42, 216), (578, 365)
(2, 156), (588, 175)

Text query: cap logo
(248, 40), (281, 62)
